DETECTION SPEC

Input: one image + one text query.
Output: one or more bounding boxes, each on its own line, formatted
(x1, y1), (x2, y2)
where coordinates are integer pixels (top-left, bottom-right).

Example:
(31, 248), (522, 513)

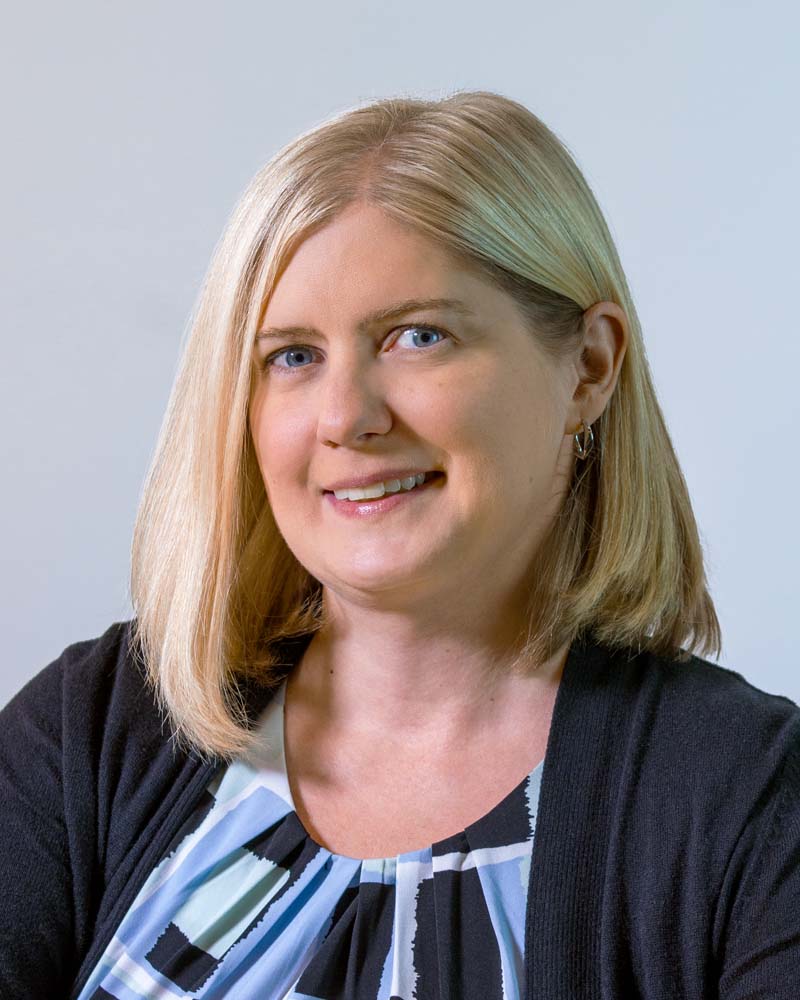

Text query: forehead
(261, 203), (498, 326)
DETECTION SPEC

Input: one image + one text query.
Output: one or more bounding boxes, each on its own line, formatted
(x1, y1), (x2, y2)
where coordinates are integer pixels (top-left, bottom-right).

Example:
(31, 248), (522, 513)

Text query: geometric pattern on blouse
(76, 677), (544, 1000)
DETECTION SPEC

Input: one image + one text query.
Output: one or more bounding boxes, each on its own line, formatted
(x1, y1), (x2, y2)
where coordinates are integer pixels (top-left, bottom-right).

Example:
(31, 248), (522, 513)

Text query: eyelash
(259, 324), (452, 375)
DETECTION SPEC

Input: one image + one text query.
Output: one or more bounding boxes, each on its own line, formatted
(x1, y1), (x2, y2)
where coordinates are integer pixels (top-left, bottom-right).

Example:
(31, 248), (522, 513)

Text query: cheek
(436, 373), (533, 454)
(250, 398), (314, 485)
(445, 375), (563, 497)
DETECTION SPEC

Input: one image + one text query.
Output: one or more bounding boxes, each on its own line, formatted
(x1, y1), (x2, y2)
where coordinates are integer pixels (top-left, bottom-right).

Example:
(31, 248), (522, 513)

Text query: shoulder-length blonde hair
(129, 89), (721, 761)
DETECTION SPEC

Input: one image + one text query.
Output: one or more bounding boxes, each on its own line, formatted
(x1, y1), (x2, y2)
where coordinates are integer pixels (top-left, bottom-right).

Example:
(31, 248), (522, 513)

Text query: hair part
(129, 89), (721, 762)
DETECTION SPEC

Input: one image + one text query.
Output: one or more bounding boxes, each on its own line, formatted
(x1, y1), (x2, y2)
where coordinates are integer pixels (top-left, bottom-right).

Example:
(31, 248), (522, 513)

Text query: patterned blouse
(77, 676), (545, 1000)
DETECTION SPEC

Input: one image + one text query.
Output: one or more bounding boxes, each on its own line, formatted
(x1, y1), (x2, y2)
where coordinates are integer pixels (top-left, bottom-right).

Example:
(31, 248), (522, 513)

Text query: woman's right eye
(261, 345), (318, 373)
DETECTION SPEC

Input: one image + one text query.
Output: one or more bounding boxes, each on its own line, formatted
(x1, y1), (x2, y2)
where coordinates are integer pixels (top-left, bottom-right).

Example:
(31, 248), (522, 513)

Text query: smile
(330, 471), (438, 502)
(324, 472), (445, 516)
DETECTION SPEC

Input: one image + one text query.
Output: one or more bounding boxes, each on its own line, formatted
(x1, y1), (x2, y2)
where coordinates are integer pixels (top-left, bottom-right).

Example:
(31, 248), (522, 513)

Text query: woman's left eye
(393, 324), (449, 350)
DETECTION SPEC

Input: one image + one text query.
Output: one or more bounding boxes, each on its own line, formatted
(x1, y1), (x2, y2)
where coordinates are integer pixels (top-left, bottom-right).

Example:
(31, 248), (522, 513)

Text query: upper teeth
(334, 472), (427, 501)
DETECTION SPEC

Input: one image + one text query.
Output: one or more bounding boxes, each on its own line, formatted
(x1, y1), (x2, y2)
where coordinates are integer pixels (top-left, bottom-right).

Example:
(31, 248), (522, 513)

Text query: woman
(2, 90), (798, 999)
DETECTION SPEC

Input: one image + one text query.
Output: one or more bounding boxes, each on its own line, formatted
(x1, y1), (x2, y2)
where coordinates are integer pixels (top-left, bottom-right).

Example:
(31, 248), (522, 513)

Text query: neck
(285, 620), (570, 755)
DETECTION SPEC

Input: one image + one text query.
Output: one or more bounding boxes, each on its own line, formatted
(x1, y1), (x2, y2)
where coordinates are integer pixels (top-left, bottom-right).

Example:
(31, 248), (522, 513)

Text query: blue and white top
(77, 677), (545, 1000)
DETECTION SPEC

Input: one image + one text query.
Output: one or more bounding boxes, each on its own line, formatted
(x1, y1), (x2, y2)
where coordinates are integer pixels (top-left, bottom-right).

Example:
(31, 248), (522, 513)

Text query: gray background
(2, 1), (798, 708)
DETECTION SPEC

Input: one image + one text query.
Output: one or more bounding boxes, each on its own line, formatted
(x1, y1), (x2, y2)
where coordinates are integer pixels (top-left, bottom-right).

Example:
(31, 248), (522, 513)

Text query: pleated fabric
(77, 678), (544, 1000)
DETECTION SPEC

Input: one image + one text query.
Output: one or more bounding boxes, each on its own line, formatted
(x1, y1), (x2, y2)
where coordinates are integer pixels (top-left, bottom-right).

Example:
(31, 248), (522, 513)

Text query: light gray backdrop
(2, 1), (798, 707)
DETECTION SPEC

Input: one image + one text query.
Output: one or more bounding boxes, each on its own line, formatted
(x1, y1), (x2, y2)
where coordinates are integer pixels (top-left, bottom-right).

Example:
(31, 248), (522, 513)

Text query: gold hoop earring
(573, 420), (594, 460)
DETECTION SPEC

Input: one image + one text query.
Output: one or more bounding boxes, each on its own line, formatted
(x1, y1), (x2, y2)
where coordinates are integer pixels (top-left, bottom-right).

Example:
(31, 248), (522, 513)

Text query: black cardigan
(1, 619), (799, 999)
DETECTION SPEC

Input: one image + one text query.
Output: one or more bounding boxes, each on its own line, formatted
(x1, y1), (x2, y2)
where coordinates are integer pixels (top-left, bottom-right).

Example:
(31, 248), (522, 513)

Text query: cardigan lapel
(524, 629), (631, 999)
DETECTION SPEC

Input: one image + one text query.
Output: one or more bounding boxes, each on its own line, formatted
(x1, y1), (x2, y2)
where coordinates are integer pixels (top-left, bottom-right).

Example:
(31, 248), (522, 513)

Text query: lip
(322, 467), (440, 493)
(324, 472), (444, 516)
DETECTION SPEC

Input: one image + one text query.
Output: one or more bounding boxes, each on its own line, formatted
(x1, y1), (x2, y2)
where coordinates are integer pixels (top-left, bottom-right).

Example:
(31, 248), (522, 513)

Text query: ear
(566, 301), (629, 433)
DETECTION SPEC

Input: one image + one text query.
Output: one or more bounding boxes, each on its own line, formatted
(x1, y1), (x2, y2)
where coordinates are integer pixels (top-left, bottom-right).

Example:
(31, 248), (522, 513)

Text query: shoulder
(603, 639), (800, 836)
(0, 618), (202, 836)
(0, 621), (212, 989)
(637, 650), (800, 979)
(577, 631), (800, 771)
(630, 645), (800, 762)
(2, 619), (166, 753)
(1, 618), (206, 878)
(2, 619), (132, 739)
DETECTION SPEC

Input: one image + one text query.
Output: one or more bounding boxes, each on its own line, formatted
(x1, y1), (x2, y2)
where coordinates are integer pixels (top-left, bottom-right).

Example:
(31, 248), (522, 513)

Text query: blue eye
(261, 324), (450, 375)
(394, 325), (447, 350)
(263, 346), (317, 371)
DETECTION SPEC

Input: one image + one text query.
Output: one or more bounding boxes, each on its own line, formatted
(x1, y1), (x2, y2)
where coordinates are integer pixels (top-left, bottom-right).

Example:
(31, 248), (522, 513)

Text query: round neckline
(276, 676), (546, 864)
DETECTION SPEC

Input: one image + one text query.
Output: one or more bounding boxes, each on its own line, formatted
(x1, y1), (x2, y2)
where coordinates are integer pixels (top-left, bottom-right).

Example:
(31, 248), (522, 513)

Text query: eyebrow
(255, 297), (475, 342)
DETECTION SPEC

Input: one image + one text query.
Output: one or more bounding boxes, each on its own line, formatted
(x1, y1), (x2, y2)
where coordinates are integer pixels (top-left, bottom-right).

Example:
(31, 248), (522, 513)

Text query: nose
(315, 354), (394, 448)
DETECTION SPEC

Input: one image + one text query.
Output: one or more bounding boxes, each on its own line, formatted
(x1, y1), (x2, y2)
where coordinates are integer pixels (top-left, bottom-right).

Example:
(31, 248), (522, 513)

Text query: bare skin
(282, 636), (567, 858)
(249, 202), (628, 858)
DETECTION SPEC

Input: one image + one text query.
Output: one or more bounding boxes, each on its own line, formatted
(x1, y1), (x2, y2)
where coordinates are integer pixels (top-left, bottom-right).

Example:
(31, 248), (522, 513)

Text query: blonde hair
(129, 89), (721, 761)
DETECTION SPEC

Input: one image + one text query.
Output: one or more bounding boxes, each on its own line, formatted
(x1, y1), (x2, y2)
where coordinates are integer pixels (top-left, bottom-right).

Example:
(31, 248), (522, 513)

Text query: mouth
(322, 470), (444, 497)
(322, 470), (445, 513)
